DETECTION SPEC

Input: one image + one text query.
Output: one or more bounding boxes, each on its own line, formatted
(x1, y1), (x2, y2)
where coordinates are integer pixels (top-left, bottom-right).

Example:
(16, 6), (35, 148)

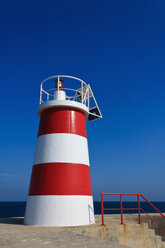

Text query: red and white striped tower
(24, 75), (102, 226)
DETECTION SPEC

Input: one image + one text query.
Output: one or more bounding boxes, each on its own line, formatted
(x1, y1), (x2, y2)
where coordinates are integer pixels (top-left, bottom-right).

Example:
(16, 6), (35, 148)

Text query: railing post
(101, 193), (104, 225)
(137, 195), (141, 224)
(57, 76), (59, 91)
(81, 81), (83, 103)
(88, 85), (90, 108)
(39, 86), (42, 104)
(120, 194), (124, 224)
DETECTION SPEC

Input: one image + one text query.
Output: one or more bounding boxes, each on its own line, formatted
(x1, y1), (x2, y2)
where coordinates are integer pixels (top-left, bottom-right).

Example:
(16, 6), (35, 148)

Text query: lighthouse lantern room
(24, 75), (102, 226)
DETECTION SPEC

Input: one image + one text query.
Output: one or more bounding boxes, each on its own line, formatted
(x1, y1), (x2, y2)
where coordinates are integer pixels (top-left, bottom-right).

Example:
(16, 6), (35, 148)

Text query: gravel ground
(0, 218), (127, 248)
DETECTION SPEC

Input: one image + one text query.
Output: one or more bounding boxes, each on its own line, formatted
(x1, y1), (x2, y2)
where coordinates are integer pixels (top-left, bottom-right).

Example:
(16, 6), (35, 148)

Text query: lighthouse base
(24, 195), (95, 226)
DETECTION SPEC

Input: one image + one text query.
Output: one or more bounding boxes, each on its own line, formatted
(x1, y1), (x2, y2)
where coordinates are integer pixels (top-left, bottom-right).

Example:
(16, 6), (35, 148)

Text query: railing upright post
(120, 194), (124, 224)
(81, 81), (83, 103)
(137, 194), (141, 224)
(101, 193), (104, 225)
(57, 76), (59, 91)
(88, 86), (89, 108)
(39, 86), (42, 104)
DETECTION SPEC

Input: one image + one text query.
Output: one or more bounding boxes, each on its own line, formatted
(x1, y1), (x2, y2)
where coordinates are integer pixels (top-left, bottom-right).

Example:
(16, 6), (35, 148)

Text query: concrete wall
(125, 214), (165, 241)
(65, 222), (165, 248)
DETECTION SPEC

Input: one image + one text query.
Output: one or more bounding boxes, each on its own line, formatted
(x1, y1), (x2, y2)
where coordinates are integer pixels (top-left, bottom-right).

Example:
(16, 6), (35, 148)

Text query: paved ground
(0, 217), (127, 248)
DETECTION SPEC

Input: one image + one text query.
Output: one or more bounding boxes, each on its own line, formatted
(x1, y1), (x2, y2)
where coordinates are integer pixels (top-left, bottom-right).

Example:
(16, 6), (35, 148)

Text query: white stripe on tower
(33, 133), (90, 166)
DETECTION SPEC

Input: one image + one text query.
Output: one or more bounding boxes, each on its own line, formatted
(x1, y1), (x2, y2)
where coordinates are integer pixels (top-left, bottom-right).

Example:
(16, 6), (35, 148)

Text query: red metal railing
(101, 193), (165, 232)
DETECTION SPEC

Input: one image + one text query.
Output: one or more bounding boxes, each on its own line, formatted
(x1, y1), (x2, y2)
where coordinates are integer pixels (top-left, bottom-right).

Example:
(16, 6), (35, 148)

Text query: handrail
(100, 193), (165, 233)
(40, 75), (87, 88)
(140, 208), (165, 232)
(139, 194), (165, 219)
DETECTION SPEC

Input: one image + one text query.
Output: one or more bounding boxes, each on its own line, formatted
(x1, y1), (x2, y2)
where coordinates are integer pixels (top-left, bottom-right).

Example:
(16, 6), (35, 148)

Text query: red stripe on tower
(29, 163), (92, 196)
(38, 107), (87, 137)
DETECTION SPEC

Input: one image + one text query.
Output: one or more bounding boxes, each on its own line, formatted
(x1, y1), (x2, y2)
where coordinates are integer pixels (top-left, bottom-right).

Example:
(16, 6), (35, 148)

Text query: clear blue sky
(1, 0), (165, 201)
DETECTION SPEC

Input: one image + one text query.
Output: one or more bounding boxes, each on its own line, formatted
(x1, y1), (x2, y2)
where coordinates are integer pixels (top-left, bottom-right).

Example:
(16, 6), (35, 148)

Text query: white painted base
(24, 195), (95, 226)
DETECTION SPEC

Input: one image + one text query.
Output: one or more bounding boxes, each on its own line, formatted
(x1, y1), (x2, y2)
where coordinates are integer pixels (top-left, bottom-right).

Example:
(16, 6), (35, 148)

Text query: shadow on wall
(88, 204), (94, 224)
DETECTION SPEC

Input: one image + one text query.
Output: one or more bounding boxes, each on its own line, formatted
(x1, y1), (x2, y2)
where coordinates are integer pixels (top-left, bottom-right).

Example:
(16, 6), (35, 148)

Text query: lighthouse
(24, 75), (102, 226)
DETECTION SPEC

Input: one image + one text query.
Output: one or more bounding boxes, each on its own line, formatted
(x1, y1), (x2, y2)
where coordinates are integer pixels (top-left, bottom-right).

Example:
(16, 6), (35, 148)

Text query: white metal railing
(40, 87), (90, 105)
(39, 75), (102, 121)
(40, 75), (89, 106)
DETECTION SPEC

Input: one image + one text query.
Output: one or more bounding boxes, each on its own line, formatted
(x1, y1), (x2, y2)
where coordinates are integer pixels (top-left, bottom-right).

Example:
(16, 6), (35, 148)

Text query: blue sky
(1, 0), (165, 201)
